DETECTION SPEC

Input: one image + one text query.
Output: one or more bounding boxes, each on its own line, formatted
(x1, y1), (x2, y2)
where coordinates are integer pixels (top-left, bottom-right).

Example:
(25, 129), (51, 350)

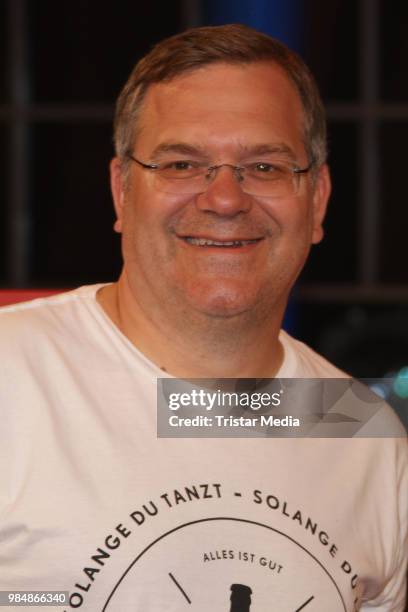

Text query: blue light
(203, 0), (304, 52)
(393, 366), (408, 399)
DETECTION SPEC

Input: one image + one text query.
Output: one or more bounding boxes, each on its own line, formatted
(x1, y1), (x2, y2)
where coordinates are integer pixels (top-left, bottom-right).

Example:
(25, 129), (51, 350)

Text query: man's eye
(252, 162), (280, 173)
(164, 161), (195, 170)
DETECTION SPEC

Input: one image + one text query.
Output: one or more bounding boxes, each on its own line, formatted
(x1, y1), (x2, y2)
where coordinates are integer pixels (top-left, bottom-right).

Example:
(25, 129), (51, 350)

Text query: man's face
(111, 62), (330, 321)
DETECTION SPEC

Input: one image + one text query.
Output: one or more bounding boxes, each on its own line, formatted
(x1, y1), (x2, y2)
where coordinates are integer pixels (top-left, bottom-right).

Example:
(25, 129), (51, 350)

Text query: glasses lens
(159, 161), (203, 180)
(243, 162), (296, 197)
(155, 173), (207, 194)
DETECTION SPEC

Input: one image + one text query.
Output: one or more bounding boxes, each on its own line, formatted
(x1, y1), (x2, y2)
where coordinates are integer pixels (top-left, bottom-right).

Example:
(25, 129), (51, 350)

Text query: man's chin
(186, 288), (258, 320)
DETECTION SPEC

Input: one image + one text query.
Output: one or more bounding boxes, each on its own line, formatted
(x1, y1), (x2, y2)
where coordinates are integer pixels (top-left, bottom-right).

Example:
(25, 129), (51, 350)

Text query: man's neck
(96, 276), (285, 378)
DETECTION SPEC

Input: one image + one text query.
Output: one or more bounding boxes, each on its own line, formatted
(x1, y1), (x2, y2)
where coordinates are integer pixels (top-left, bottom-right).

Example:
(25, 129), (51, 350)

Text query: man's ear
(311, 163), (331, 245)
(110, 157), (126, 233)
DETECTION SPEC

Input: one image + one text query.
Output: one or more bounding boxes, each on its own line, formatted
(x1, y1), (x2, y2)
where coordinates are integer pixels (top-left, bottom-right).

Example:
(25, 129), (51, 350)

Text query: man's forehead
(140, 61), (302, 117)
(135, 61), (304, 151)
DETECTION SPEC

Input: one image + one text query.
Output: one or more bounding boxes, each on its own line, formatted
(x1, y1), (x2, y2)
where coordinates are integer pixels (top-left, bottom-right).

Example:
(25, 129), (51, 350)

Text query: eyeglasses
(126, 153), (314, 198)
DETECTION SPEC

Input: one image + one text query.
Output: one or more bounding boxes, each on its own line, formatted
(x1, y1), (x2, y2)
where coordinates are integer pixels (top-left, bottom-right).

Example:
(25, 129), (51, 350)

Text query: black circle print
(230, 584), (252, 611)
(103, 518), (346, 611)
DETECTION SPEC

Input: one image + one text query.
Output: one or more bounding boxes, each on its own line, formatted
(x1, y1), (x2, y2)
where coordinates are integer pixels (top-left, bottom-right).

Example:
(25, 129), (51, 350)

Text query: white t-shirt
(0, 285), (406, 611)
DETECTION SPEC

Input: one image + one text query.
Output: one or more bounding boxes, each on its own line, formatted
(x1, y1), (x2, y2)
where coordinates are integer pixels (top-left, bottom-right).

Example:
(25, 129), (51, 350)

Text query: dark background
(2, 0), (408, 389)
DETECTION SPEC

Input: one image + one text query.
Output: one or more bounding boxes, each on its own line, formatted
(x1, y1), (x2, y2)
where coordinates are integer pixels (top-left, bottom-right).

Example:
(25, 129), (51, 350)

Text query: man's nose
(195, 166), (253, 216)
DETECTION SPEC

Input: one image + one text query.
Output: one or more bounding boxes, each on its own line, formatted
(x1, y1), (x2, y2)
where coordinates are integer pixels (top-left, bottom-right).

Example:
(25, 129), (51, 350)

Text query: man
(0, 24), (406, 611)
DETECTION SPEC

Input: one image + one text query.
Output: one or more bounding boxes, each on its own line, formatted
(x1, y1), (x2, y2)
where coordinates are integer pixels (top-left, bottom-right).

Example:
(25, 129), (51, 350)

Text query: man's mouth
(182, 237), (262, 248)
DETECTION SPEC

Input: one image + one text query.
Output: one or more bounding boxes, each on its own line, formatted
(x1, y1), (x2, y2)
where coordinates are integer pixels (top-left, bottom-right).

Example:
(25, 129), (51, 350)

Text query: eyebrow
(148, 141), (297, 161)
(149, 142), (209, 160)
(240, 143), (296, 158)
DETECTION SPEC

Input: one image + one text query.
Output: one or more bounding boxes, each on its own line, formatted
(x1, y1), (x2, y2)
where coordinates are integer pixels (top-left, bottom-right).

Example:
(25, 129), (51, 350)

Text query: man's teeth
(185, 238), (258, 247)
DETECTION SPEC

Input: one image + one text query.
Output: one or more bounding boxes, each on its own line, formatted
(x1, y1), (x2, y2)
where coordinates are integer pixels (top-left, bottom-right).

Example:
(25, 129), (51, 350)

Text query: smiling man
(100, 57), (329, 379)
(0, 25), (407, 611)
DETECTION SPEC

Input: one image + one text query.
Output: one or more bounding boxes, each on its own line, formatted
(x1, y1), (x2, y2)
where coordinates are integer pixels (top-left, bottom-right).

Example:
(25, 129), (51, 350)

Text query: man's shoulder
(0, 284), (105, 347)
(280, 330), (407, 437)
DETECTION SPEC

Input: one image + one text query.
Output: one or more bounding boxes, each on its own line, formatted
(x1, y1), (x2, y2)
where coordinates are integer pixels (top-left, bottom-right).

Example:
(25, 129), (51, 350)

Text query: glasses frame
(125, 153), (314, 195)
